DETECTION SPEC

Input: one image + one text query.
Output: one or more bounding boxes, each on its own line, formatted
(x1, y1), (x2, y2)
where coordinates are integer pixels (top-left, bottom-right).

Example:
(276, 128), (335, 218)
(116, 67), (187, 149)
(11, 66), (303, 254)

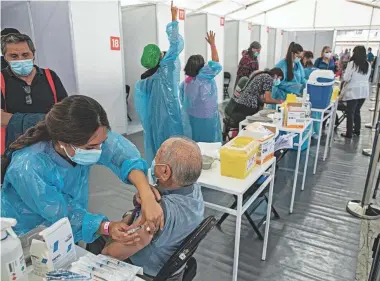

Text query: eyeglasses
(23, 85), (32, 105)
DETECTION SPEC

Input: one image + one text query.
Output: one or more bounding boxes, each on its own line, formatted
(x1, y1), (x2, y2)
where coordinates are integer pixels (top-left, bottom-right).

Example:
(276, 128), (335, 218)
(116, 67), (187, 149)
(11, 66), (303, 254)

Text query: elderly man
(1, 33), (67, 154)
(102, 137), (204, 281)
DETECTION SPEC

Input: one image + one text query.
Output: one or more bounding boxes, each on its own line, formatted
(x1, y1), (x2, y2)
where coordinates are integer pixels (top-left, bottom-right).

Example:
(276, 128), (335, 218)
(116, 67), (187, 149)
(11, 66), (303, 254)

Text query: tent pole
(366, 7), (374, 49)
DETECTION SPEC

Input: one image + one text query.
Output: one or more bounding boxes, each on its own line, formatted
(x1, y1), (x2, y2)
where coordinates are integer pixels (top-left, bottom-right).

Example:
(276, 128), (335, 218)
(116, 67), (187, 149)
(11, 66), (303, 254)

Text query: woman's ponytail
(1, 120), (50, 183)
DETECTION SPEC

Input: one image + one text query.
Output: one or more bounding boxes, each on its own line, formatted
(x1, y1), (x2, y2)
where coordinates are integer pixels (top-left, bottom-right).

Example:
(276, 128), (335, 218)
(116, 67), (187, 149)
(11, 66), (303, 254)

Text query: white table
(27, 245), (144, 281)
(239, 119), (313, 214)
(198, 158), (276, 281)
(311, 100), (338, 174)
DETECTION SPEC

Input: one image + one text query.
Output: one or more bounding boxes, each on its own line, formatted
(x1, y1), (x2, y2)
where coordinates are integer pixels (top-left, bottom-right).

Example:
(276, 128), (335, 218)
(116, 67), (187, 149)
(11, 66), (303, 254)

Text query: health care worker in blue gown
(135, 1), (189, 165)
(180, 31), (222, 143)
(271, 42), (306, 106)
(1, 95), (164, 245)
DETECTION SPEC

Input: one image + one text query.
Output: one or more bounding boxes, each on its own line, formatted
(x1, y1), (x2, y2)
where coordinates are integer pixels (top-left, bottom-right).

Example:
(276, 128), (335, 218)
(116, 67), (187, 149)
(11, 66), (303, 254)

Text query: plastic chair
(126, 85), (132, 122)
(222, 117), (239, 143)
(152, 216), (217, 281)
(223, 72), (231, 99)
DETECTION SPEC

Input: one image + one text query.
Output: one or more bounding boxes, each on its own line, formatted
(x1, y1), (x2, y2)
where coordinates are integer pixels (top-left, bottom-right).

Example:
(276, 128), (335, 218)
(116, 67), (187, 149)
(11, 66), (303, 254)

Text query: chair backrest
(153, 216), (217, 281)
(224, 72), (231, 82)
(126, 85), (130, 97)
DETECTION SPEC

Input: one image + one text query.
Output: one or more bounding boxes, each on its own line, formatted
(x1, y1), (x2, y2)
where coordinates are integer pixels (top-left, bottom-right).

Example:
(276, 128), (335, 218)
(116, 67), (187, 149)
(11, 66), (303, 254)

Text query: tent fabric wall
(267, 27), (276, 69)
(70, 1), (127, 134)
(294, 30), (334, 56)
(122, 5), (157, 123)
(275, 28), (283, 64)
(186, 13), (225, 102)
(224, 21), (239, 95)
(29, 1), (77, 95)
(207, 14), (225, 103)
(224, 20), (252, 91)
(1, 1), (34, 56)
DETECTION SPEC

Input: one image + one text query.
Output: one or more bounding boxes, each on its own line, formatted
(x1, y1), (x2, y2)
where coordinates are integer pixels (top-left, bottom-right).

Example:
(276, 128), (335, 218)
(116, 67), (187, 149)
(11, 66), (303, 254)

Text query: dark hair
(1, 28), (20, 37)
(368, 47), (372, 51)
(1, 95), (110, 181)
(1, 33), (35, 55)
(268, 68), (284, 80)
(141, 51), (167, 80)
(286, 42), (303, 81)
(350, 45), (369, 75)
(184, 55), (205, 77)
(303, 51), (314, 60)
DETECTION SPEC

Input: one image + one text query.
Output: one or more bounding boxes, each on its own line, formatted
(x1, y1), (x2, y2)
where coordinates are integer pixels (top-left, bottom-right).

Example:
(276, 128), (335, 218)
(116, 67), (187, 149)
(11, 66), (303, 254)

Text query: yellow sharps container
(220, 136), (259, 179)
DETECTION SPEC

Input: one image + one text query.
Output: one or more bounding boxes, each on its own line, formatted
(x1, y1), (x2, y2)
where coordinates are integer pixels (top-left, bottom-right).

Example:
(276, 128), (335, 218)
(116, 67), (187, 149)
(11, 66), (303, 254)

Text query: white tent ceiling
(121, 0), (380, 29)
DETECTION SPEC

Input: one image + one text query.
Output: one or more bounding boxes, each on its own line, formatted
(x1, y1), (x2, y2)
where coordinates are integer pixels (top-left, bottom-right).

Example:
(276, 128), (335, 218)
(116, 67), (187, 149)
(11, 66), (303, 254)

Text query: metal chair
(223, 72), (231, 100)
(126, 85), (132, 122)
(152, 216), (217, 281)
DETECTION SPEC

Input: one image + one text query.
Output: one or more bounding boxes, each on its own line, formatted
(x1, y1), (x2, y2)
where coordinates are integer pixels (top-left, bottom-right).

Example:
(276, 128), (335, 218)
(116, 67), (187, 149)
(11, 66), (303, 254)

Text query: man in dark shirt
(1, 33), (68, 151)
(1, 28), (20, 70)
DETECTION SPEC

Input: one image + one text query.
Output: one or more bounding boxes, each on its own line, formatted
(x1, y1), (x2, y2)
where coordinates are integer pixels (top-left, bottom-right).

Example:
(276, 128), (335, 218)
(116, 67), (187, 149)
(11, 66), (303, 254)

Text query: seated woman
(180, 31), (222, 143)
(224, 68), (283, 126)
(135, 2), (189, 164)
(271, 42), (306, 107)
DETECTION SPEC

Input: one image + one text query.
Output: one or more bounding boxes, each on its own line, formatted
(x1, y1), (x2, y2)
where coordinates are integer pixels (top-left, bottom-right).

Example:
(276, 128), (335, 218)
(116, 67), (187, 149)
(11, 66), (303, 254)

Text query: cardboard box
(240, 123), (276, 165)
(284, 102), (306, 129)
(30, 218), (76, 277)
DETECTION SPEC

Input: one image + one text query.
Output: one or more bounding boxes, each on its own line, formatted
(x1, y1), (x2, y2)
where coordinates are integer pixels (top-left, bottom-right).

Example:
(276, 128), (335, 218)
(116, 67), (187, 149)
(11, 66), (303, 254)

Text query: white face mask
(324, 52), (332, 59)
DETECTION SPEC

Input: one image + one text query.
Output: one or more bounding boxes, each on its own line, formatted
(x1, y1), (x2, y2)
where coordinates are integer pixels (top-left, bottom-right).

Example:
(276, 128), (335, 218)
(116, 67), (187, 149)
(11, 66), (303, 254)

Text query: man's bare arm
(102, 216), (154, 260)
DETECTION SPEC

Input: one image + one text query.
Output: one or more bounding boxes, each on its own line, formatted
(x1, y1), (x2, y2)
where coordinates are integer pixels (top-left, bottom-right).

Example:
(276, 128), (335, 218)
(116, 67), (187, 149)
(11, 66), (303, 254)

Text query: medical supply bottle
(1, 218), (29, 281)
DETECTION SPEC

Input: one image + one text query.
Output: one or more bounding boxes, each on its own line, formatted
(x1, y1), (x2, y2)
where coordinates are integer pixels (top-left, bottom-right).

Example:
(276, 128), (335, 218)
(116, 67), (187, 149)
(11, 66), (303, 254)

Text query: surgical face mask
(324, 52), (332, 59)
(273, 78), (281, 86)
(294, 57), (301, 63)
(62, 144), (102, 166)
(151, 159), (159, 185)
(9, 59), (34, 76)
(254, 51), (260, 57)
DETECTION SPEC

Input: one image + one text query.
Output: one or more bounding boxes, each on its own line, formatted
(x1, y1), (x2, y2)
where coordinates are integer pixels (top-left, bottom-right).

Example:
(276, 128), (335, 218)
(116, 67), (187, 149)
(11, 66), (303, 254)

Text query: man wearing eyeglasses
(1, 32), (68, 153)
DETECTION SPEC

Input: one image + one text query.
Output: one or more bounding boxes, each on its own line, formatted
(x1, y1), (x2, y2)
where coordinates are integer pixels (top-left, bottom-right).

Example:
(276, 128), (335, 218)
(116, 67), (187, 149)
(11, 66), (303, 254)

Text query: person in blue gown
(180, 31), (222, 143)
(1, 95), (164, 244)
(134, 3), (189, 164)
(271, 42), (306, 107)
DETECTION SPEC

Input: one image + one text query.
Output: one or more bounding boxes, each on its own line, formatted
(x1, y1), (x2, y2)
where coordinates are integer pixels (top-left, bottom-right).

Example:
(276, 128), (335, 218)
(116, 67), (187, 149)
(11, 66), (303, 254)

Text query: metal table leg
(290, 132), (302, 214)
(313, 113), (323, 174)
(232, 195), (243, 281)
(262, 163), (275, 260)
(302, 128), (312, 191)
(323, 112), (333, 161)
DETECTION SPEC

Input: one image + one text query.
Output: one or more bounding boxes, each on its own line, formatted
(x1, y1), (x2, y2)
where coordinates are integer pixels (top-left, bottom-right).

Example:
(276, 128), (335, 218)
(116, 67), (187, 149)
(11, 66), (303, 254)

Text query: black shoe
(341, 133), (352, 139)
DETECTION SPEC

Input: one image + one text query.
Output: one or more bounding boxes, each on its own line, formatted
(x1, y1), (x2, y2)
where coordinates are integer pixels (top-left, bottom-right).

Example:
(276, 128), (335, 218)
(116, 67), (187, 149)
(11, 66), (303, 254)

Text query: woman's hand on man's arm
(128, 170), (164, 234)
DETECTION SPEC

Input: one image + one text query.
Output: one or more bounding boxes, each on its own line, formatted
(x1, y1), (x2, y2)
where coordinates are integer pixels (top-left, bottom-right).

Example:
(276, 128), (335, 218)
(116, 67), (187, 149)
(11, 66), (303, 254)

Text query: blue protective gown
(271, 59), (307, 106)
(1, 131), (147, 243)
(180, 61), (222, 143)
(135, 21), (189, 164)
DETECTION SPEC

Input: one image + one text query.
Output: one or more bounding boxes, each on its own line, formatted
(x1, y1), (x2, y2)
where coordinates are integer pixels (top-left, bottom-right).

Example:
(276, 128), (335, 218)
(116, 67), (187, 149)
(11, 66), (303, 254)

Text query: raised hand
(171, 1), (178, 21)
(205, 31), (216, 46)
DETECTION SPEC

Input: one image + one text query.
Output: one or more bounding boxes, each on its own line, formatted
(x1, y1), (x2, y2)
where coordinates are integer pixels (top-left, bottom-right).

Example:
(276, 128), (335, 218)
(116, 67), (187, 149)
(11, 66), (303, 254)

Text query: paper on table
(275, 133), (296, 151)
(197, 142), (222, 160)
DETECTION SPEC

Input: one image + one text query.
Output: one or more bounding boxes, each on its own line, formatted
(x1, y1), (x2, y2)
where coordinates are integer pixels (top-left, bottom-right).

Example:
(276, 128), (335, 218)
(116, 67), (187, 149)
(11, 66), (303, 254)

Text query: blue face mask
(273, 78), (281, 86)
(9, 59), (34, 76)
(63, 145), (102, 166)
(294, 57), (301, 63)
(254, 51), (260, 57)
(151, 159), (158, 185)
